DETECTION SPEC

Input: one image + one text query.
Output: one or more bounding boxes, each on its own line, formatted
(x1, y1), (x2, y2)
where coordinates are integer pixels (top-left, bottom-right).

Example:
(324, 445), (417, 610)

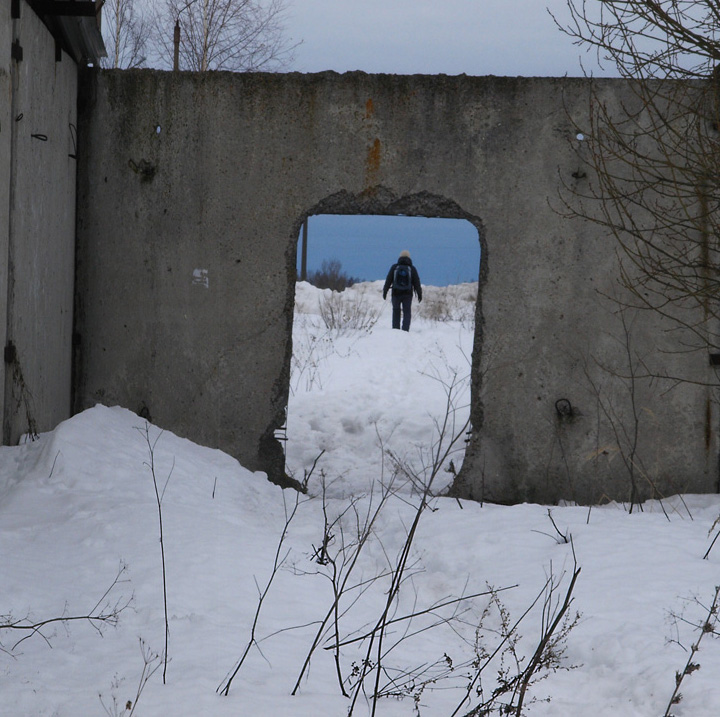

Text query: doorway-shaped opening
(286, 208), (483, 499)
(297, 214), (480, 287)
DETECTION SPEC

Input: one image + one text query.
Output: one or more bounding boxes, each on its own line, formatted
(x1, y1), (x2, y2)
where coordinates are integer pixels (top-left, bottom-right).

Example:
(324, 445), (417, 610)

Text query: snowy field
(2, 281), (720, 716)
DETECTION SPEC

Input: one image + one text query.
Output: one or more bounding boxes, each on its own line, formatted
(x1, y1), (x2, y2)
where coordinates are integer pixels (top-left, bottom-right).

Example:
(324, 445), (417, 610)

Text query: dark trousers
(392, 293), (413, 331)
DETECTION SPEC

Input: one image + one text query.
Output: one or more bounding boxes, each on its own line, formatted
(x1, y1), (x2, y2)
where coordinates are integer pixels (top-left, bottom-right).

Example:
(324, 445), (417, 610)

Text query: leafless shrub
(452, 555), (582, 717)
(318, 291), (381, 335)
(664, 585), (720, 716)
(290, 327), (335, 394)
(217, 361), (579, 715)
(282, 372), (485, 713)
(99, 638), (163, 717)
(417, 284), (477, 326)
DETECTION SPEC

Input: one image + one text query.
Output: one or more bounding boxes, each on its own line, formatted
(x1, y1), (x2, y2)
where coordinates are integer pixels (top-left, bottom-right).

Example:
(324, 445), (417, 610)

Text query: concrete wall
(75, 69), (718, 503)
(1, 2), (11, 413)
(1, 1), (78, 444)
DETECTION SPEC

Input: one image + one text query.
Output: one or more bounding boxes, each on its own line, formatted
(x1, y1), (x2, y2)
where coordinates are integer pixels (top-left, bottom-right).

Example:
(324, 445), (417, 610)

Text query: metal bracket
(11, 41), (23, 62)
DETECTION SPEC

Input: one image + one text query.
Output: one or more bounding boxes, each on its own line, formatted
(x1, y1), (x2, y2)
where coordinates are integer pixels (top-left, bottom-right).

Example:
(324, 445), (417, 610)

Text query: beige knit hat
(399, 250), (411, 258)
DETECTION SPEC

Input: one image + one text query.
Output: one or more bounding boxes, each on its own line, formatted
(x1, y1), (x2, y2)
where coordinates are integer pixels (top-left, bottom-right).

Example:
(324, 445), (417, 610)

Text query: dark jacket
(383, 256), (422, 301)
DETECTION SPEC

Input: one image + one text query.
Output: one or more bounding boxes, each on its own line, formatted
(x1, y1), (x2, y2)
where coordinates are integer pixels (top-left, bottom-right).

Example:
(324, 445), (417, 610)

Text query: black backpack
(392, 264), (413, 292)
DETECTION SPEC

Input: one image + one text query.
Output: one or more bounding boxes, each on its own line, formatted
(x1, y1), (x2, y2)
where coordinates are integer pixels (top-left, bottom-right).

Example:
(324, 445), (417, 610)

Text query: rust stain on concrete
(365, 137), (381, 186)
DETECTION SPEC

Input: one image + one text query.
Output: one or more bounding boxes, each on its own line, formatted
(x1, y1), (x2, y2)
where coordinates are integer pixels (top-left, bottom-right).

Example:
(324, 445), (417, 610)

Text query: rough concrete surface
(74, 70), (718, 502)
(2, 1), (77, 445)
(1, 0), (11, 413)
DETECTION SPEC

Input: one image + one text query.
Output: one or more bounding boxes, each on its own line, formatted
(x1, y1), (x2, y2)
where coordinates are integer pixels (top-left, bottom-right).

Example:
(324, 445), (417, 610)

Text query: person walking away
(382, 250), (422, 331)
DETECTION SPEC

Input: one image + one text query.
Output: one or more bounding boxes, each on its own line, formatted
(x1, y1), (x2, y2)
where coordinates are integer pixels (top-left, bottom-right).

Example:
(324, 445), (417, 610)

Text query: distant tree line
(304, 259), (362, 292)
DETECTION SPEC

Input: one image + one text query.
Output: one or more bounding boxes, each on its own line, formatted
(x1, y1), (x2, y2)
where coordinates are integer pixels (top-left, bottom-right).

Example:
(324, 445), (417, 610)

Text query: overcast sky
(286, 0), (603, 77)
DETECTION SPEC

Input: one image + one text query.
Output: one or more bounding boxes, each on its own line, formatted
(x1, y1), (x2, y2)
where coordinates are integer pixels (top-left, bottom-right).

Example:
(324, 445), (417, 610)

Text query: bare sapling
(593, 309), (644, 511)
(580, 306), (663, 513)
(218, 486), (310, 696)
(532, 509), (571, 545)
(388, 368), (472, 498)
(584, 319), (695, 519)
(138, 423), (173, 684)
(704, 514), (720, 560)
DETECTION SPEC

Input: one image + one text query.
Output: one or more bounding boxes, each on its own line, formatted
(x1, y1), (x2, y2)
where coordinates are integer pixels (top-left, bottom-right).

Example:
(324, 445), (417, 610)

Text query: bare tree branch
(1, 563), (132, 652)
(101, 0), (149, 68)
(555, 1), (720, 387)
(151, 0), (300, 72)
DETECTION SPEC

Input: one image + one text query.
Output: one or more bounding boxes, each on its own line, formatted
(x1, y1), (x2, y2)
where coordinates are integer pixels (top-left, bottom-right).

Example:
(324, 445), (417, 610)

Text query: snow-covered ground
(287, 280), (476, 497)
(2, 281), (720, 716)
